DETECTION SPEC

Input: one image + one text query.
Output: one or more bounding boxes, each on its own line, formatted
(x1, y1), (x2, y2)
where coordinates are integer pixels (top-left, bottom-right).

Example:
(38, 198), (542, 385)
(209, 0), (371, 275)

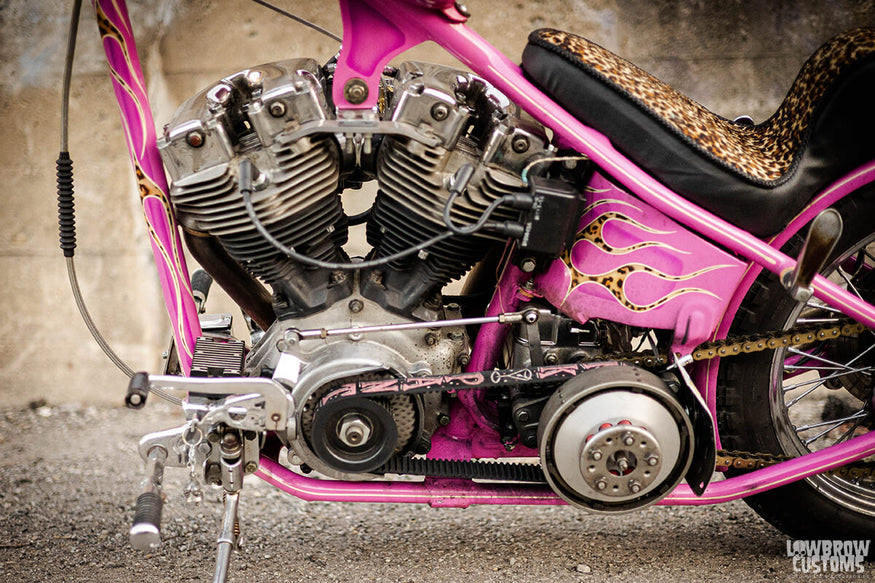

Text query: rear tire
(716, 185), (875, 542)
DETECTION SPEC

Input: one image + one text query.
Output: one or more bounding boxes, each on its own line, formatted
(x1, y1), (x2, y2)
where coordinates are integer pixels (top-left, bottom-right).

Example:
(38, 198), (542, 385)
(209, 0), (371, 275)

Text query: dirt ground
(0, 400), (869, 583)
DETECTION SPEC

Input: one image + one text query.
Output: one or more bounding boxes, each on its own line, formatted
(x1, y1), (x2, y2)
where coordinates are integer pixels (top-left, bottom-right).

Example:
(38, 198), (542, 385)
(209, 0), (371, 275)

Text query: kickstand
(212, 490), (240, 583)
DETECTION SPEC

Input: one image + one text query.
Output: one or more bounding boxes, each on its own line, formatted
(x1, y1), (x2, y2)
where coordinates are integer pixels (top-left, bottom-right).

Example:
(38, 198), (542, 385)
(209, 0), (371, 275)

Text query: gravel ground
(0, 402), (869, 583)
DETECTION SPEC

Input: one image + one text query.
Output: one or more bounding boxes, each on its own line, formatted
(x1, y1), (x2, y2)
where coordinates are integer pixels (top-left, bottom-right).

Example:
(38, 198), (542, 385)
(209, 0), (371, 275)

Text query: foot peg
(781, 209), (843, 302)
(129, 446), (167, 551)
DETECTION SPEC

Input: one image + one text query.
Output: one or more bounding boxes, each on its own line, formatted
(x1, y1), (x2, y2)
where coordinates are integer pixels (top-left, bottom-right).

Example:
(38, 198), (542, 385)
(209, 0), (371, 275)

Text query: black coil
(57, 152), (76, 257)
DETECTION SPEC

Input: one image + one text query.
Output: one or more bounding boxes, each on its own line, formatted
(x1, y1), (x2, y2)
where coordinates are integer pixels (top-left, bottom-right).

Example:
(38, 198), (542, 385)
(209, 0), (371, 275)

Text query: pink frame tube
(257, 428), (875, 506)
(93, 0), (200, 373)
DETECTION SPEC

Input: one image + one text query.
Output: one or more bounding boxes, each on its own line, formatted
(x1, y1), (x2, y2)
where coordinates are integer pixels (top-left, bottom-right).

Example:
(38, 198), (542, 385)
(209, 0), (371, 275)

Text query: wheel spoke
(802, 419), (849, 446)
(783, 364), (872, 396)
(796, 317), (843, 324)
(836, 265), (863, 297)
(784, 364), (847, 372)
(795, 410), (868, 432)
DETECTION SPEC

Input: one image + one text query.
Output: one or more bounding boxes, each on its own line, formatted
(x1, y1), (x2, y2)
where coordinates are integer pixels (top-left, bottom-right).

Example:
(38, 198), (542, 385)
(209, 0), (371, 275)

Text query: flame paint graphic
(562, 203), (733, 312)
(565, 262), (726, 311)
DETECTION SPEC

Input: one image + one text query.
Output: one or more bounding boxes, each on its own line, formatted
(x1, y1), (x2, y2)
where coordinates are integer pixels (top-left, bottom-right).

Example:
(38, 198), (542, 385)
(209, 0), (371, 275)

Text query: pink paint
(93, 0), (200, 372)
(258, 427), (875, 506)
(535, 173), (745, 353)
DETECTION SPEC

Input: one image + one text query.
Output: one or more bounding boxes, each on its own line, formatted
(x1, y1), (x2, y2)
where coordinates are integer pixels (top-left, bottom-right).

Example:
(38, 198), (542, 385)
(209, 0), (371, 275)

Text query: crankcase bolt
(512, 135), (530, 153)
(348, 299), (364, 313)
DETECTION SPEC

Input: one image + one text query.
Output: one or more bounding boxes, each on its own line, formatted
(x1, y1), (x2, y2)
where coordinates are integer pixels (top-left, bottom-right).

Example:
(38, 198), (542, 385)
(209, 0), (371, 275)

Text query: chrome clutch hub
(539, 365), (693, 512)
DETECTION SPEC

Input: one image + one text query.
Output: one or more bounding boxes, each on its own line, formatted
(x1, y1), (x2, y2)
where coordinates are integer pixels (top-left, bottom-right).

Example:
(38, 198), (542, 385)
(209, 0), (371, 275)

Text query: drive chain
(396, 318), (874, 481)
(607, 318), (874, 479)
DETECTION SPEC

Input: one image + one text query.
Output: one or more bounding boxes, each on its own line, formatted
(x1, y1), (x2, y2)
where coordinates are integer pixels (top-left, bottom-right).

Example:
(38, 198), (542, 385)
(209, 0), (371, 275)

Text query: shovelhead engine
(157, 57), (554, 478)
(159, 58), (550, 318)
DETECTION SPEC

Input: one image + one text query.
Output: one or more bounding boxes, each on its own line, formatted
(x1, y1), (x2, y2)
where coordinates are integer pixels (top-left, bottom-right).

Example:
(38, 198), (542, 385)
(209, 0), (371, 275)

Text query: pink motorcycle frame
(94, 0), (875, 507)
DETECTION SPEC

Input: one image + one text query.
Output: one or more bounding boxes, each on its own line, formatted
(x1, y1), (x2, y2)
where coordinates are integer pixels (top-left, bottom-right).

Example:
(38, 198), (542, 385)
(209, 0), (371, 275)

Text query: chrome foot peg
(781, 208), (843, 302)
(130, 446), (167, 551)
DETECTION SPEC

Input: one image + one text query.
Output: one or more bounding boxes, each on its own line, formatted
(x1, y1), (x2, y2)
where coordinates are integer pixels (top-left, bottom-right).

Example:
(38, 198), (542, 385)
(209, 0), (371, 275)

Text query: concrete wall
(2, 0), (874, 406)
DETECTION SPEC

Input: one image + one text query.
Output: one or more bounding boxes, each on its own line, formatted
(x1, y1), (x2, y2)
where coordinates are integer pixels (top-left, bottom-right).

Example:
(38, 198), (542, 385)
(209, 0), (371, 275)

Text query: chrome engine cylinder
(158, 59), (350, 316)
(364, 62), (550, 313)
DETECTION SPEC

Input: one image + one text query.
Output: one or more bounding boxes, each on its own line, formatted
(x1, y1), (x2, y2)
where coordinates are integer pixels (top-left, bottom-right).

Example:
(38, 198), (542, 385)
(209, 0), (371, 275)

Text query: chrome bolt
(591, 450), (603, 461)
(523, 309), (539, 324)
(647, 455), (660, 466)
(623, 432), (635, 446)
(431, 102), (450, 121)
(629, 479), (642, 494)
(344, 78), (369, 104)
(595, 478), (607, 491)
(338, 415), (371, 447)
(246, 70), (264, 86)
(617, 458), (629, 473)
(520, 258), (537, 273)
(268, 101), (287, 117)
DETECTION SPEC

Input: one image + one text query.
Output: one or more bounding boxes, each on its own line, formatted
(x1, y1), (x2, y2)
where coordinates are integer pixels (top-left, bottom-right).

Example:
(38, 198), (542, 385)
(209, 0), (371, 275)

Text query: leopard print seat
(522, 28), (875, 236)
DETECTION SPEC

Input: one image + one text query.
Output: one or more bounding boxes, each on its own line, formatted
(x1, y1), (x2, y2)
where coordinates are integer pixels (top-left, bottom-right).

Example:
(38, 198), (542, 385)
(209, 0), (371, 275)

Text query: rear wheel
(717, 187), (875, 540)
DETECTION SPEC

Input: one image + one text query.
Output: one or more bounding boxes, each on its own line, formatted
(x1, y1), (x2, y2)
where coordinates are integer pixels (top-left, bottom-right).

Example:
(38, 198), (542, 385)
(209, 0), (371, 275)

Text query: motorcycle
(57, 0), (875, 581)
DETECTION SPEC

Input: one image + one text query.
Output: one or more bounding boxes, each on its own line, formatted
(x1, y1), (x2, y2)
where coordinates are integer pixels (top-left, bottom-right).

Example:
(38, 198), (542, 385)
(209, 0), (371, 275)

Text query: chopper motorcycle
(56, 0), (875, 581)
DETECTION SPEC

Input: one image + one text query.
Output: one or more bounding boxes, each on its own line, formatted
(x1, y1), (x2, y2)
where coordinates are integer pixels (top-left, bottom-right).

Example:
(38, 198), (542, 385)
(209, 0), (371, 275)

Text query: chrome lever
(781, 208), (843, 302)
